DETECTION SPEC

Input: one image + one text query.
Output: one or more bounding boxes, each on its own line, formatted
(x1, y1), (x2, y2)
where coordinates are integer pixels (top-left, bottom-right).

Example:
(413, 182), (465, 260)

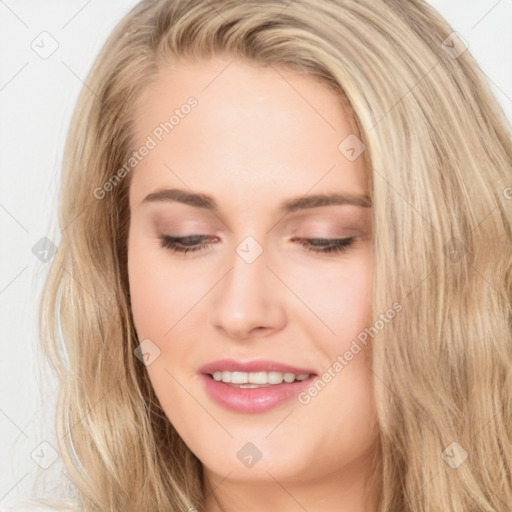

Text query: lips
(197, 358), (319, 413)
(198, 358), (318, 376)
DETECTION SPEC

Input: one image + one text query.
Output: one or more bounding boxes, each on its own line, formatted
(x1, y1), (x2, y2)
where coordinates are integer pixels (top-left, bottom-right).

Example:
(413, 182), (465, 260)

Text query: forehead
(129, 56), (367, 212)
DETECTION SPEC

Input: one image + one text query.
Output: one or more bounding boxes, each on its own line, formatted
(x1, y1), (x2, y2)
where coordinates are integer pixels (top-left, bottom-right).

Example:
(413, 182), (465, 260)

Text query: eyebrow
(141, 188), (372, 212)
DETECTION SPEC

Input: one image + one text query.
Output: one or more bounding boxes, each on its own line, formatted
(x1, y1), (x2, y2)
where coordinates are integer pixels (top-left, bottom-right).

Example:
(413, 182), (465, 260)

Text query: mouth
(198, 359), (318, 413)
(206, 370), (313, 387)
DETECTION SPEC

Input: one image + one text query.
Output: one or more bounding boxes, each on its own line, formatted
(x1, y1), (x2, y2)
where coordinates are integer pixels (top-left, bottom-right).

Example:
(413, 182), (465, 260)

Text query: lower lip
(199, 374), (317, 413)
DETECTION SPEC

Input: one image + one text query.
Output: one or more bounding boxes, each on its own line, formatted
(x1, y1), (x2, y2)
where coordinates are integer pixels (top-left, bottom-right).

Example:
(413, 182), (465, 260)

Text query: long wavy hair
(39, 0), (512, 510)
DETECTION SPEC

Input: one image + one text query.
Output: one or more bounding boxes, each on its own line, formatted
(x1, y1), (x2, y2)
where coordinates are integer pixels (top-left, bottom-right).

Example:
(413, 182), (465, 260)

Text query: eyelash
(158, 235), (356, 255)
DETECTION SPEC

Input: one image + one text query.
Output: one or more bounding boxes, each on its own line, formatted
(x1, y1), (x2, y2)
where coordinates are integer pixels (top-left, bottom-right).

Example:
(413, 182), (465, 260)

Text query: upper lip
(199, 358), (317, 376)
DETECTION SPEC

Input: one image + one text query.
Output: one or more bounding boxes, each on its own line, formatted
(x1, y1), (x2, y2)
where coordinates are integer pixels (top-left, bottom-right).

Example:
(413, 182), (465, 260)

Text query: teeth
(212, 370), (311, 385)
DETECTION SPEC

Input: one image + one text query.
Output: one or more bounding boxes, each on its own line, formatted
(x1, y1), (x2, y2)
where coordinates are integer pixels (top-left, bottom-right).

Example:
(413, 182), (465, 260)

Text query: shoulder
(0, 500), (78, 512)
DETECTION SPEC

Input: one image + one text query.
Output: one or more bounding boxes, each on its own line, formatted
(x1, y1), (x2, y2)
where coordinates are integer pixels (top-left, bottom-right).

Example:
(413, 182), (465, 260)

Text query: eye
(159, 235), (356, 255)
(159, 235), (215, 254)
(291, 237), (356, 254)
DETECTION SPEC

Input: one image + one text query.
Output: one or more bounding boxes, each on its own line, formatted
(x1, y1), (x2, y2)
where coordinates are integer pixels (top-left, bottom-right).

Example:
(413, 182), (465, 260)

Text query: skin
(127, 55), (378, 512)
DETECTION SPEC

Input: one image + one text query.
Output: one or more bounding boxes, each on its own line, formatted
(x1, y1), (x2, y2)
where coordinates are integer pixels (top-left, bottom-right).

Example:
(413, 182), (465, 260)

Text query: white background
(1, 0), (511, 506)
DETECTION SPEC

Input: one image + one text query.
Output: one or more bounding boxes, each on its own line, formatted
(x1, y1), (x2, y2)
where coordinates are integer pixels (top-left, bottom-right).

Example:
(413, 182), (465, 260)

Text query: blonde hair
(40, 0), (512, 510)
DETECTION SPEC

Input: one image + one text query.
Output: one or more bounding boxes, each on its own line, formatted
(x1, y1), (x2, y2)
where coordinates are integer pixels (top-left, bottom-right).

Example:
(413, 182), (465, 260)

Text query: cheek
(127, 236), (198, 412)
(128, 249), (166, 338)
(291, 254), (373, 340)
(127, 231), (202, 338)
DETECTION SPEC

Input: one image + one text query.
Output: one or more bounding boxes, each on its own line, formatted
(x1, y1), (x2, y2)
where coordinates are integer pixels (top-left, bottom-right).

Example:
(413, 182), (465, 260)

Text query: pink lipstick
(198, 358), (318, 413)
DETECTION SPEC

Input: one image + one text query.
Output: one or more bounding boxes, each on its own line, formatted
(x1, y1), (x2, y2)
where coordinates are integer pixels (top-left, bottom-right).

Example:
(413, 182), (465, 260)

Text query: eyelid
(288, 226), (366, 240)
(158, 233), (361, 257)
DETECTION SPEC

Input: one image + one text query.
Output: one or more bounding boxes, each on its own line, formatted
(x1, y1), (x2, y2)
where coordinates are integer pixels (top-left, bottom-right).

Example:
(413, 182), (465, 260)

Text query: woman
(32, 0), (512, 510)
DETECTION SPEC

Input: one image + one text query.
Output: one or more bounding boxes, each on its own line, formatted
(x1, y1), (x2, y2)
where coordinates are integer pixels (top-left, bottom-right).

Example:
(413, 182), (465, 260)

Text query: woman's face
(128, 55), (376, 492)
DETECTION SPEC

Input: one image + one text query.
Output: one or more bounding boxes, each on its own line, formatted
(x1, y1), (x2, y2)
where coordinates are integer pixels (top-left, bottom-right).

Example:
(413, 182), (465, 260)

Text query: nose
(208, 243), (287, 340)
